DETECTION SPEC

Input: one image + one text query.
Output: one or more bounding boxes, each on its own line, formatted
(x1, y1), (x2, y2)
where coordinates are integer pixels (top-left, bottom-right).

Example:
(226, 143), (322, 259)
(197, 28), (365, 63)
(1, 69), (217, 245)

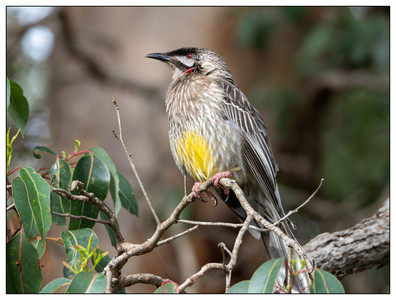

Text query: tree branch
(51, 181), (125, 243)
(303, 198), (389, 278)
(119, 273), (166, 289)
(219, 177), (314, 272)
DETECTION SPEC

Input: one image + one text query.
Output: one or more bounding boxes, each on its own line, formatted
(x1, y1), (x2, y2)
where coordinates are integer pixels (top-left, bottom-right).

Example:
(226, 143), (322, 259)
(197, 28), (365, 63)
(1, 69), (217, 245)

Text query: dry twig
(112, 97), (160, 225)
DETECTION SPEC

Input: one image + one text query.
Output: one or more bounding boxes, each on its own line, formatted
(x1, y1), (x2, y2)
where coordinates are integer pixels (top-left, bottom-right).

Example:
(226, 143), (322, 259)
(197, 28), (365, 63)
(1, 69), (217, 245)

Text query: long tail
(256, 186), (312, 293)
(258, 208), (311, 292)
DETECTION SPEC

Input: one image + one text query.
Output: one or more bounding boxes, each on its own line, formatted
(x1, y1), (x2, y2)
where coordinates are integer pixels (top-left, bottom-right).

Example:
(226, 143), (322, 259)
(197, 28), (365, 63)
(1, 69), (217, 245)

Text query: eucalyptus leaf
(40, 278), (71, 293)
(227, 280), (250, 293)
(65, 271), (106, 293)
(33, 145), (57, 159)
(68, 155), (110, 230)
(154, 282), (178, 294)
(6, 230), (42, 293)
(89, 146), (121, 215)
(12, 167), (51, 257)
(248, 258), (284, 293)
(7, 79), (29, 133)
(309, 268), (345, 293)
(50, 158), (72, 226)
(118, 171), (138, 216)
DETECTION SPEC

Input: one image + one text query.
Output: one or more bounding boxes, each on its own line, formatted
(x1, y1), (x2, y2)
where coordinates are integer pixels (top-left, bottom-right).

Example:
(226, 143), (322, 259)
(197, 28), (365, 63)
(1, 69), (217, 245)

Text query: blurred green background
(6, 6), (389, 293)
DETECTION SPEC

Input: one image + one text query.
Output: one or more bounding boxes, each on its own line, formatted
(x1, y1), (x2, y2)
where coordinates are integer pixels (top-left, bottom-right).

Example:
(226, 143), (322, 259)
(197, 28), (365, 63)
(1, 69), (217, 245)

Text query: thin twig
(177, 219), (266, 232)
(51, 211), (111, 225)
(274, 178), (324, 227)
(6, 203), (16, 211)
(178, 262), (225, 292)
(112, 97), (160, 225)
(218, 242), (233, 291)
(157, 225), (199, 246)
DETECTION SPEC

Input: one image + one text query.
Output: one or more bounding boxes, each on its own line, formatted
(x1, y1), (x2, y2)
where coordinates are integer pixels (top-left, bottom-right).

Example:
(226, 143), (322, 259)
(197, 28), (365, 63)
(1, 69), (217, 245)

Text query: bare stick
(274, 178), (324, 227)
(51, 211), (111, 225)
(157, 225), (199, 246)
(112, 97), (160, 225)
(6, 203), (16, 211)
(183, 174), (187, 196)
(178, 262), (225, 292)
(177, 219), (266, 232)
(120, 273), (166, 289)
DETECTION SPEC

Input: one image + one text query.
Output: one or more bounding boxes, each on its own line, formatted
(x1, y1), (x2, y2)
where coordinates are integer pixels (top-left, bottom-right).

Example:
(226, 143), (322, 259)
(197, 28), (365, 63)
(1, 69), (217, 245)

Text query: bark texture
(304, 199), (389, 278)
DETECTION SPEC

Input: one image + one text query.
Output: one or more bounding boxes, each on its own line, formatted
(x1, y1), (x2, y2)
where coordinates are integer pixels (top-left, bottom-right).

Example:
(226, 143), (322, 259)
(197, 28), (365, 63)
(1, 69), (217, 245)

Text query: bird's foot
(210, 171), (233, 194)
(192, 182), (218, 206)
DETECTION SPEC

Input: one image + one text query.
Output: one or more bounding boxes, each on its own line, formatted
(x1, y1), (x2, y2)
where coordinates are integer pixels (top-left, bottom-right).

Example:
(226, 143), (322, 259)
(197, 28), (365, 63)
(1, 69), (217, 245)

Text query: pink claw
(192, 182), (203, 199)
(210, 171), (233, 189)
(192, 182), (218, 206)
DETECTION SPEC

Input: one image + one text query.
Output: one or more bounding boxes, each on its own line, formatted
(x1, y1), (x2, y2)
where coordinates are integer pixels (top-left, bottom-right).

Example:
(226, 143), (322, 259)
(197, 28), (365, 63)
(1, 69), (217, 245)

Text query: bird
(146, 47), (311, 292)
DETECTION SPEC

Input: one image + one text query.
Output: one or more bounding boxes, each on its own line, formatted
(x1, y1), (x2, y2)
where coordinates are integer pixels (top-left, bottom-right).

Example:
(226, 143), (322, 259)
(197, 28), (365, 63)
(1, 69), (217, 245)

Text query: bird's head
(146, 47), (233, 81)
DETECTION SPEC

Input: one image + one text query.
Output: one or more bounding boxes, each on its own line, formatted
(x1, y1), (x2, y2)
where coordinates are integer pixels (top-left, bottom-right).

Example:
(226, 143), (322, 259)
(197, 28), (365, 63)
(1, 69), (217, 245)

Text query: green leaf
(154, 281), (179, 293)
(99, 203), (119, 248)
(118, 171), (138, 216)
(61, 228), (99, 279)
(88, 146), (121, 215)
(7, 79), (29, 134)
(6, 229), (42, 293)
(33, 145), (57, 159)
(40, 278), (71, 293)
(309, 268), (345, 293)
(93, 254), (110, 273)
(50, 158), (72, 226)
(12, 178), (38, 237)
(12, 167), (51, 257)
(227, 280), (250, 293)
(6, 128), (20, 174)
(248, 257), (284, 293)
(68, 154), (110, 230)
(109, 176), (121, 215)
(65, 271), (106, 293)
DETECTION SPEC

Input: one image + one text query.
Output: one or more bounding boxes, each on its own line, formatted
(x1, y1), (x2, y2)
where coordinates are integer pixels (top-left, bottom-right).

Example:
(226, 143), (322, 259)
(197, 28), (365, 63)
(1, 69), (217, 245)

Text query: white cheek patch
(177, 56), (195, 67)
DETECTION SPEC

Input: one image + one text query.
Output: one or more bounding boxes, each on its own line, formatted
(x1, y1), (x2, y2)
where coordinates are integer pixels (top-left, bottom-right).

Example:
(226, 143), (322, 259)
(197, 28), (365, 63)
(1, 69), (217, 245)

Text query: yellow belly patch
(174, 130), (217, 181)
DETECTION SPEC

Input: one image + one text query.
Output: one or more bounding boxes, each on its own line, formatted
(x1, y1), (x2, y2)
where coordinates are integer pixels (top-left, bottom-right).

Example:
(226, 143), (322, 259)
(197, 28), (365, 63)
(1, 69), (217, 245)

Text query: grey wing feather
(219, 80), (283, 216)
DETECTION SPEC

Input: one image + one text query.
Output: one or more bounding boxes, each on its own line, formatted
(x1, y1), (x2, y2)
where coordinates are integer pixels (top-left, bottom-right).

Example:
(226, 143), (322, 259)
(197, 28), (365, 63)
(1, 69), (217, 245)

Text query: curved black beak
(145, 52), (171, 62)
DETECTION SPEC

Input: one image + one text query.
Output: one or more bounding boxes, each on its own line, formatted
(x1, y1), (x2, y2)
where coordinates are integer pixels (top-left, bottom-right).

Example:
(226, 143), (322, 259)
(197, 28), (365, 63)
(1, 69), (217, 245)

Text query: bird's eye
(186, 53), (193, 59)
